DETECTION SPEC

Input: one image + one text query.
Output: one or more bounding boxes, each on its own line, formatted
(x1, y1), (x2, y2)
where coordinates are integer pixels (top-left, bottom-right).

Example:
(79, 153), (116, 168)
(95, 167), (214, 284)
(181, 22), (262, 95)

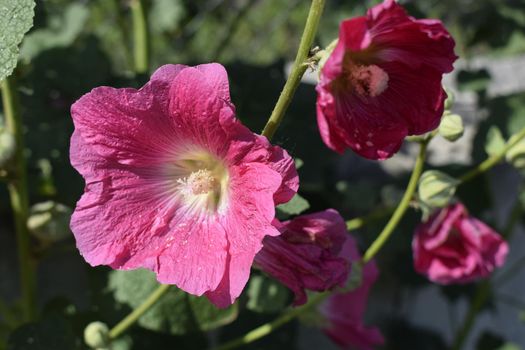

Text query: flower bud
(506, 135), (525, 169)
(485, 126), (506, 156)
(317, 39), (338, 77)
(444, 88), (454, 110)
(439, 112), (464, 142)
(27, 201), (72, 243)
(84, 321), (110, 349)
(418, 170), (459, 209)
(0, 129), (15, 167)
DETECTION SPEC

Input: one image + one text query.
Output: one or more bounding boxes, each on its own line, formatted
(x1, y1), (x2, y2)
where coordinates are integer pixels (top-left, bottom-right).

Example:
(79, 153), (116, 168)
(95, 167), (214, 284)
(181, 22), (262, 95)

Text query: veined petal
(206, 163), (282, 307)
(413, 203), (509, 284)
(70, 63), (299, 307)
(316, 0), (457, 160)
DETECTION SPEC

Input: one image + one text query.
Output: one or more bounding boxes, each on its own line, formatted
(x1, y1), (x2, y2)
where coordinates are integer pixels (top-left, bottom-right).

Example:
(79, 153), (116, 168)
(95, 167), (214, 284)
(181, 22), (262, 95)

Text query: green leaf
(108, 269), (238, 335)
(0, 0), (35, 80)
(485, 126), (506, 157)
(246, 275), (290, 313)
(277, 193), (310, 216)
(505, 134), (525, 169)
(7, 316), (79, 350)
(294, 158), (304, 169)
(111, 336), (133, 350)
(497, 345), (522, 350)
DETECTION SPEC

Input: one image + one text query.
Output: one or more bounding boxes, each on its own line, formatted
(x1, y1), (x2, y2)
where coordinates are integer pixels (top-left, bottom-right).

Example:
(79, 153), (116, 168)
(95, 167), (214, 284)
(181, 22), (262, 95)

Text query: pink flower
(320, 260), (384, 350)
(413, 203), (508, 284)
(70, 64), (298, 307)
(316, 0), (457, 160)
(254, 209), (353, 305)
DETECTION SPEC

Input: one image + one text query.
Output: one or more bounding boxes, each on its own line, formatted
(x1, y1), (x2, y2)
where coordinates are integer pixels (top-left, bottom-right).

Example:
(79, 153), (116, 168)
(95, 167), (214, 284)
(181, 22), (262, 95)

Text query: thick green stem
(108, 284), (170, 340)
(261, 0), (326, 140)
(362, 141), (428, 263)
(459, 126), (525, 183)
(130, 0), (149, 74)
(215, 292), (326, 350)
(1, 76), (35, 322)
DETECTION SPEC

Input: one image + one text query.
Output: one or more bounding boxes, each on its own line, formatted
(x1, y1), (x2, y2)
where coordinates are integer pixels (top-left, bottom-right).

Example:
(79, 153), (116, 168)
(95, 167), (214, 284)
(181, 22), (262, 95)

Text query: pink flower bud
(412, 203), (508, 284)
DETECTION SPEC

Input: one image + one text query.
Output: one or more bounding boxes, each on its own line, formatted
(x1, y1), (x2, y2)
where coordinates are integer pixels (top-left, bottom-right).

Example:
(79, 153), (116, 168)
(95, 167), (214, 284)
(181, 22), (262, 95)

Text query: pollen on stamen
(177, 169), (218, 195)
(351, 64), (389, 97)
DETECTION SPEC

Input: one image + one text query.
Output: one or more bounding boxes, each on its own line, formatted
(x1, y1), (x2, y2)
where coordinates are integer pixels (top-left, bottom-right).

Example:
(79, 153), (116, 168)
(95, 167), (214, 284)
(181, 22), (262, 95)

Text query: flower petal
(206, 163), (282, 307)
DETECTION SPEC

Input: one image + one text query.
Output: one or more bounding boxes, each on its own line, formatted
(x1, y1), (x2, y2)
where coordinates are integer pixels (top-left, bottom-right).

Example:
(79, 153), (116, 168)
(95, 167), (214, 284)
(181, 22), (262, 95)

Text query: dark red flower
(254, 209), (354, 305)
(316, 0), (457, 159)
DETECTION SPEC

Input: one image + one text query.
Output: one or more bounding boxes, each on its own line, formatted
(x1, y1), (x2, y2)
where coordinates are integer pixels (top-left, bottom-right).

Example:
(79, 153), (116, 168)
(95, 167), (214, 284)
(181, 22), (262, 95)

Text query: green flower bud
(485, 126), (506, 157)
(444, 87), (455, 110)
(27, 201), (72, 243)
(418, 170), (459, 209)
(439, 112), (464, 142)
(0, 129), (15, 167)
(506, 135), (525, 169)
(84, 321), (110, 349)
(317, 39), (338, 77)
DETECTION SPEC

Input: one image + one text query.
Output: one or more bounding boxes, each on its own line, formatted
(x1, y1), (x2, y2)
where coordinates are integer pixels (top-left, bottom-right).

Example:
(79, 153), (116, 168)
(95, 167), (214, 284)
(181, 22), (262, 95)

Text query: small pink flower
(254, 209), (354, 305)
(413, 203), (508, 284)
(70, 64), (298, 307)
(320, 260), (384, 350)
(316, 0), (457, 160)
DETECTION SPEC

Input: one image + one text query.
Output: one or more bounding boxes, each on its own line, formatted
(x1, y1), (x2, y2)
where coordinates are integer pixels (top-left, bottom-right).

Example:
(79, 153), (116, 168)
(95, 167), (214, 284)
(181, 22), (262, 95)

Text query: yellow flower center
(163, 148), (229, 213)
(178, 169), (218, 195)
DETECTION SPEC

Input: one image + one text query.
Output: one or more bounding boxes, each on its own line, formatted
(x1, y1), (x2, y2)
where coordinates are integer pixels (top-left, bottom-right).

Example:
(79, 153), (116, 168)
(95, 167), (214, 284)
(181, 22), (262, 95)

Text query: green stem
(215, 292), (326, 350)
(1, 76), (35, 322)
(459, 126), (525, 183)
(108, 284), (170, 340)
(346, 126), (525, 232)
(130, 0), (149, 74)
(346, 206), (395, 231)
(450, 281), (491, 350)
(112, 0), (133, 69)
(362, 141), (428, 264)
(261, 0), (326, 140)
(214, 142), (428, 350)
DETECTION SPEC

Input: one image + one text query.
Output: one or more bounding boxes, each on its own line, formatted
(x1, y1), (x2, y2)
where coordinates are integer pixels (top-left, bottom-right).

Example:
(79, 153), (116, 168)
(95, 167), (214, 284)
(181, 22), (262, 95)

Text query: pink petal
(206, 163), (282, 307)
(195, 63), (232, 103)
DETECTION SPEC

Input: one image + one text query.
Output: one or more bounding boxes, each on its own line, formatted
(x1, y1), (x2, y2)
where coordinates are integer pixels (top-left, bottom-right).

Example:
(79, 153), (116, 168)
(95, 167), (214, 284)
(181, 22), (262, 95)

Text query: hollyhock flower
(70, 63), (298, 307)
(316, 0), (457, 160)
(254, 209), (353, 305)
(413, 203), (508, 284)
(320, 259), (384, 350)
